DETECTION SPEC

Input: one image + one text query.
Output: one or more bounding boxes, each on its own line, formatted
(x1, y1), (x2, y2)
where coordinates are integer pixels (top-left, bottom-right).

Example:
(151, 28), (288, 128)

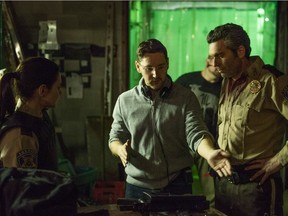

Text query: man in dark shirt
(176, 58), (222, 206)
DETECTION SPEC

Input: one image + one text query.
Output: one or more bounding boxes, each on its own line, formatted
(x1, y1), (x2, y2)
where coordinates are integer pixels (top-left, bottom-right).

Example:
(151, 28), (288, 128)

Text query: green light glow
(129, 1), (277, 88)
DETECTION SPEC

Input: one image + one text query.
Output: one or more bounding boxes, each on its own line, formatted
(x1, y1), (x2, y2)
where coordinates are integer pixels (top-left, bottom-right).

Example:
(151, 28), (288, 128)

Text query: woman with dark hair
(0, 57), (62, 170)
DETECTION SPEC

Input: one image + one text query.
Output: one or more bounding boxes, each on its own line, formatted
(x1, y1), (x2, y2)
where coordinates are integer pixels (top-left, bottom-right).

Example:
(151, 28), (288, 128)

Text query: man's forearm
(109, 140), (123, 156)
(197, 135), (216, 160)
(276, 142), (288, 166)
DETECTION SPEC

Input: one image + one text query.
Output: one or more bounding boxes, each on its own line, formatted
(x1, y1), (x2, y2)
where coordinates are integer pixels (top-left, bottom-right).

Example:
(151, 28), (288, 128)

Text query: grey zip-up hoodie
(109, 76), (213, 189)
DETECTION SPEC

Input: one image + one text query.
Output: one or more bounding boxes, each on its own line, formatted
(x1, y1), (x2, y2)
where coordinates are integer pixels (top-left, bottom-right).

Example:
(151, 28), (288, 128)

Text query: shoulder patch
(16, 149), (37, 168)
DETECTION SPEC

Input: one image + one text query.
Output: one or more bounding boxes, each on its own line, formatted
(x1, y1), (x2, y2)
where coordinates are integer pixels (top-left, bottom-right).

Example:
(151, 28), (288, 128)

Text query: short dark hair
(207, 23), (251, 58)
(136, 39), (169, 62)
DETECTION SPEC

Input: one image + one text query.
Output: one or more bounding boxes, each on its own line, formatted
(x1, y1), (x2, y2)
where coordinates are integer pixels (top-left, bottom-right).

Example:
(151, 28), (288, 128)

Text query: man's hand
(197, 136), (232, 177)
(207, 149), (232, 177)
(116, 140), (130, 167)
(245, 156), (283, 185)
(109, 140), (130, 167)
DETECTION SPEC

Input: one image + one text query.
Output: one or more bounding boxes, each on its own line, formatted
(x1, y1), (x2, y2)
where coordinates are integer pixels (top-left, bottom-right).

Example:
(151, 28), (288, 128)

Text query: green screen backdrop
(129, 1), (277, 88)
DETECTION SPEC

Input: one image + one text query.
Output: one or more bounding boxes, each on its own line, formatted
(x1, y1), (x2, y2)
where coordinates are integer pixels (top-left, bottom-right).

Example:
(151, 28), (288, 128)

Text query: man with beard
(108, 39), (230, 200)
(205, 23), (288, 216)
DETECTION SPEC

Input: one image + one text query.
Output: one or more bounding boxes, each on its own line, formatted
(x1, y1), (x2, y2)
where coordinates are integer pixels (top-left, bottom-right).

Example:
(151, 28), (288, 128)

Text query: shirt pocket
(232, 94), (265, 127)
(243, 95), (266, 126)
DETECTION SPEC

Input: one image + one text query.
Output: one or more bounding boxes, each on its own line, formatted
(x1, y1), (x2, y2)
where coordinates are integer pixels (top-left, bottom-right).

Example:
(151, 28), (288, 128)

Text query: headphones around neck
(141, 75), (173, 99)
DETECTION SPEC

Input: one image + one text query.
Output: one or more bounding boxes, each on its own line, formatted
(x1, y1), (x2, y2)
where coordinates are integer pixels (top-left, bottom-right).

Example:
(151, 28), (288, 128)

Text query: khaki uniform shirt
(274, 75), (288, 166)
(275, 142), (288, 166)
(218, 56), (288, 165)
(0, 103), (40, 168)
